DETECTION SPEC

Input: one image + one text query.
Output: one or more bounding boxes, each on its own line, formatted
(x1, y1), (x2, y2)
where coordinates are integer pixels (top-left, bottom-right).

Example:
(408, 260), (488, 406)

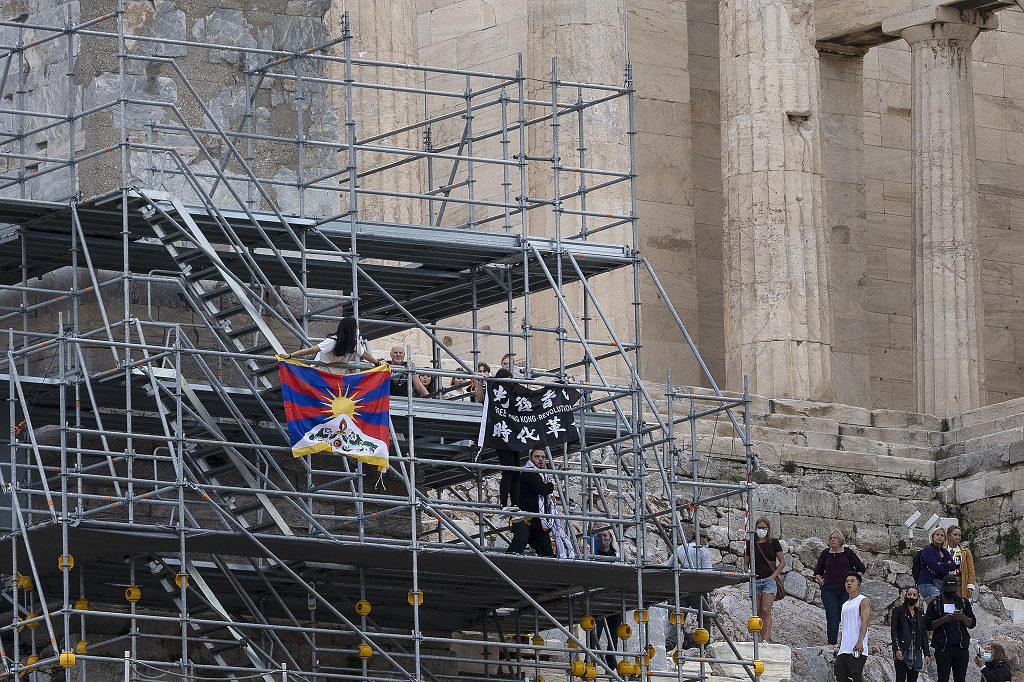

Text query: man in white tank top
(835, 571), (872, 682)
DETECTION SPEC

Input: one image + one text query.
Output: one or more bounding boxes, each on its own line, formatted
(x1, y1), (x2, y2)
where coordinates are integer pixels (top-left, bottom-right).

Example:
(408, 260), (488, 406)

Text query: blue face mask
(982, 652), (993, 663)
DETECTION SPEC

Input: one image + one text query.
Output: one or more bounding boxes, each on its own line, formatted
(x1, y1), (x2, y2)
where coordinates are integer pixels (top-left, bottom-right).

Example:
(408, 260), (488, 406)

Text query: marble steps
(949, 395), (1024, 431)
(944, 410), (1024, 446)
(685, 434), (936, 479)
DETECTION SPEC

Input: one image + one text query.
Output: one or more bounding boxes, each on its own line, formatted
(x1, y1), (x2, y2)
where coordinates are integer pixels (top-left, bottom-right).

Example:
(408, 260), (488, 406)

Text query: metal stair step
(198, 285), (233, 302)
(187, 265), (222, 282)
(175, 247), (207, 265)
(213, 304), (247, 320)
(228, 323), (261, 339)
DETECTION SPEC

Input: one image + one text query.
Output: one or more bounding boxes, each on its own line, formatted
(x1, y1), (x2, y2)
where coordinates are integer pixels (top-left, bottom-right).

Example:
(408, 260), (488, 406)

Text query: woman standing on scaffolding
(282, 316), (376, 372)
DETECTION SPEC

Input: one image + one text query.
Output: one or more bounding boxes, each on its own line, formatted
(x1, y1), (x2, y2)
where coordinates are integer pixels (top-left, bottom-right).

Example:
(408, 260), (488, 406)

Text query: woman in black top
(975, 642), (1013, 682)
(742, 517), (785, 643)
(814, 529), (867, 645)
(891, 586), (930, 682)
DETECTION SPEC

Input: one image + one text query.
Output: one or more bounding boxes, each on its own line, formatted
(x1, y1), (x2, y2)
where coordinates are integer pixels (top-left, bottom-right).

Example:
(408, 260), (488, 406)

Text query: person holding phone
(925, 575), (977, 682)
(975, 642), (1012, 682)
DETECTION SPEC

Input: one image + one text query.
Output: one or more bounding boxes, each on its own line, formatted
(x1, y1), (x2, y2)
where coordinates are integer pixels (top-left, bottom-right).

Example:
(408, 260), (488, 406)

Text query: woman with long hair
(283, 317), (375, 373)
(743, 516), (785, 643)
(891, 586), (929, 682)
(975, 642), (1012, 682)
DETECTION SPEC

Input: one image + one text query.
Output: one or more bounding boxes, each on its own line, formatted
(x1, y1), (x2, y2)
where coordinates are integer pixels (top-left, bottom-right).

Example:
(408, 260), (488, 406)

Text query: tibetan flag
(279, 360), (391, 470)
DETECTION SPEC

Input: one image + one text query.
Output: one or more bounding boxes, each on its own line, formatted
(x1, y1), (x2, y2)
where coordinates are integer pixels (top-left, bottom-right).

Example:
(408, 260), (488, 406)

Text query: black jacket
(924, 595), (976, 651)
(980, 661), (1012, 682)
(517, 469), (554, 514)
(890, 604), (928, 658)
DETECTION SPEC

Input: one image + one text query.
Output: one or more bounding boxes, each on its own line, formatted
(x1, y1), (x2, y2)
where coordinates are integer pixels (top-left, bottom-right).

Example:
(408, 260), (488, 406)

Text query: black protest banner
(477, 380), (582, 451)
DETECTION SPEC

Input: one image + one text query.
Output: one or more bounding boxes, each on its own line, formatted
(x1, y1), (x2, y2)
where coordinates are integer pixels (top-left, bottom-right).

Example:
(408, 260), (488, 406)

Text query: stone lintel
(816, 42), (871, 57)
(881, 6), (998, 36)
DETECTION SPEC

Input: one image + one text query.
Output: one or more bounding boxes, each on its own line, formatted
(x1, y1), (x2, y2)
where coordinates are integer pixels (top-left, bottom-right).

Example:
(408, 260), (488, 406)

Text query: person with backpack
(814, 528), (867, 645)
(916, 527), (958, 602)
(891, 585), (930, 682)
(925, 574), (977, 682)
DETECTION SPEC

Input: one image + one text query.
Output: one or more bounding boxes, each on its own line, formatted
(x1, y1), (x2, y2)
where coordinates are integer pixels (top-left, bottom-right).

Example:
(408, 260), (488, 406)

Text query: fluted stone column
(885, 11), (992, 416)
(326, 1), (424, 225)
(720, 0), (834, 400)
(526, 0), (632, 376)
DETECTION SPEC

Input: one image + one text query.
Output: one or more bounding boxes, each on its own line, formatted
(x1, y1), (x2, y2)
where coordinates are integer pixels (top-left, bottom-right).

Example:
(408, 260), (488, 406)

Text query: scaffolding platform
(0, 9), (761, 682)
(4, 522), (745, 632)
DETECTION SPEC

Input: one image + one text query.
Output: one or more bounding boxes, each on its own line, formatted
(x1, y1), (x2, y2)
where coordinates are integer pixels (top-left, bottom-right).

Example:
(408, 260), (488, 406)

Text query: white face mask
(756, 528), (768, 539)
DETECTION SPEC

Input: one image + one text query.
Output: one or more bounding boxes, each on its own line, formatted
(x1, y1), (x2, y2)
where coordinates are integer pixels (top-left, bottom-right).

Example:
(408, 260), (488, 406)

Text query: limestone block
(976, 554), (1021, 583)
(850, 522), (892, 553)
(837, 494), (901, 525)
(787, 536), (828, 568)
(784, 569), (812, 602)
(797, 489), (839, 519)
(753, 484), (798, 515)
(771, 399), (873, 426)
(860, 578), (900, 619)
(841, 424), (942, 447)
(871, 408), (942, 431)
(753, 412), (840, 434)
(708, 642), (792, 682)
(780, 514), (832, 543)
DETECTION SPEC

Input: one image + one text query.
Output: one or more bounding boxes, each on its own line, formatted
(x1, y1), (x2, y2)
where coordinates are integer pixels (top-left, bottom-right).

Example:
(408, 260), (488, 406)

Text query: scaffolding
(0, 5), (761, 682)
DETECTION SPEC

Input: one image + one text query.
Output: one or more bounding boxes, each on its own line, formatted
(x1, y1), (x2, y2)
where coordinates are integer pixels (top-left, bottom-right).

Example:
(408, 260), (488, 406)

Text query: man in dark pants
(506, 449), (554, 556)
(926, 574), (976, 682)
(835, 572), (871, 682)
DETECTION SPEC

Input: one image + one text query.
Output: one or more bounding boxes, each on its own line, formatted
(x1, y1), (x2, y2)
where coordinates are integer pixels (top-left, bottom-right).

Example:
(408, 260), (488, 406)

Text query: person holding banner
(507, 449), (555, 556)
(283, 317), (376, 373)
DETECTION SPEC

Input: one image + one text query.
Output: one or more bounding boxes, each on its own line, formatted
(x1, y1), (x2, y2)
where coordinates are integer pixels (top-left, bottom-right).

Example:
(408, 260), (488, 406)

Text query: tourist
(506, 449), (554, 556)
(925, 574), (977, 682)
(814, 528), (867, 646)
(918, 527), (957, 602)
(742, 517), (785, 643)
(834, 572), (871, 682)
(591, 527), (621, 668)
(975, 642), (1013, 682)
(945, 525), (976, 600)
(387, 345), (428, 397)
(417, 372), (436, 398)
(667, 529), (713, 570)
(665, 528), (712, 652)
(891, 586), (929, 682)
(282, 317), (375, 372)
(469, 362), (490, 402)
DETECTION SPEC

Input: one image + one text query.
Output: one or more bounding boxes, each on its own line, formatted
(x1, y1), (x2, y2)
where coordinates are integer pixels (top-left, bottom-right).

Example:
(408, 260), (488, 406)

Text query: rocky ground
(698, 540), (1024, 682)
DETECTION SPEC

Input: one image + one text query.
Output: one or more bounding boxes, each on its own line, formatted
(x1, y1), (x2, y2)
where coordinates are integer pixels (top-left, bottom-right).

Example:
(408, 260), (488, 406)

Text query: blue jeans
(754, 577), (777, 595)
(917, 579), (941, 599)
(821, 583), (847, 645)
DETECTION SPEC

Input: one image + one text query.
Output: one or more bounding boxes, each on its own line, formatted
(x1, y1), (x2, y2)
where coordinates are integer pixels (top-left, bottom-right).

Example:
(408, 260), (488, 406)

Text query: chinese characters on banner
(477, 380), (582, 451)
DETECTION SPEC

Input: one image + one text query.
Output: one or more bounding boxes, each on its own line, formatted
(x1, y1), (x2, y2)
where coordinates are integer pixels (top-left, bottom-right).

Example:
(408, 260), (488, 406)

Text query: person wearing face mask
(891, 586), (930, 682)
(814, 528), (867, 646)
(974, 642), (1012, 682)
(925, 574), (977, 682)
(944, 525), (976, 600)
(742, 517), (785, 644)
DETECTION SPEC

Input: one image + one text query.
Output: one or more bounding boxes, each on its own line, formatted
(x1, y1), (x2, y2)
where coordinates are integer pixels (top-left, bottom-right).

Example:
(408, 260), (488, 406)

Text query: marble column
(326, 0), (424, 225)
(887, 12), (991, 416)
(818, 47), (869, 407)
(525, 0), (633, 376)
(720, 0), (834, 400)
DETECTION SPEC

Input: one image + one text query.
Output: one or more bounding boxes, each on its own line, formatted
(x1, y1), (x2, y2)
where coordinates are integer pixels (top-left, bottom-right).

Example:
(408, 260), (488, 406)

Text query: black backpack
(911, 549), (924, 582)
